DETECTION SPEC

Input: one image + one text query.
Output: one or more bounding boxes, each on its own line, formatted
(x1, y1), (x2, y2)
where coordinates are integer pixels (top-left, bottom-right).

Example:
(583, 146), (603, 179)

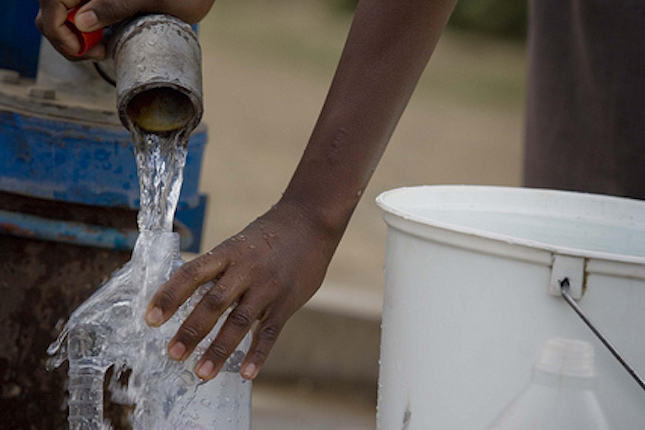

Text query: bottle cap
(65, 6), (104, 57)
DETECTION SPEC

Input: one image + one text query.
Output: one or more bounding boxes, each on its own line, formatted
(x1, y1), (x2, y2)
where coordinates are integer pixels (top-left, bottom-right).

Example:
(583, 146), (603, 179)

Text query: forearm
(145, 0), (457, 382)
(281, 0), (456, 239)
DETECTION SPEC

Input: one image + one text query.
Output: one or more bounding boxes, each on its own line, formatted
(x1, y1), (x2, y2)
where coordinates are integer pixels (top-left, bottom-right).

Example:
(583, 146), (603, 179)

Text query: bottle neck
(531, 367), (598, 391)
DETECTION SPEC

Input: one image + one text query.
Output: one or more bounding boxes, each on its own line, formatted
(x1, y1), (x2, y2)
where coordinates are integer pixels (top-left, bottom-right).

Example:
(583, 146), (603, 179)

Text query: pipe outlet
(110, 15), (203, 136)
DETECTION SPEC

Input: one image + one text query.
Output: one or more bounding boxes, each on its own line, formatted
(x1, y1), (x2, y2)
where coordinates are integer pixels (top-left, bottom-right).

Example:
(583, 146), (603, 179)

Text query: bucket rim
(376, 185), (645, 268)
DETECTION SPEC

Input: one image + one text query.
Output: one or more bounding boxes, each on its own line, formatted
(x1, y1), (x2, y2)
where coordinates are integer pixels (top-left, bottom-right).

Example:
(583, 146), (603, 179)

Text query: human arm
(35, 0), (215, 59)
(145, 0), (457, 381)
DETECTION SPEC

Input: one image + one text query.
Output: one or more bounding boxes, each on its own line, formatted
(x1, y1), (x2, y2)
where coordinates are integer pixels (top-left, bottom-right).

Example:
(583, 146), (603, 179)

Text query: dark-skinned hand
(145, 201), (339, 380)
(35, 0), (215, 60)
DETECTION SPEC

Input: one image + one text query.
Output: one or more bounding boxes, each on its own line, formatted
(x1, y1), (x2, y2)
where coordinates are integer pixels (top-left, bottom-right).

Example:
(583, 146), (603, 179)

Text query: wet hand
(35, 0), (215, 60)
(145, 202), (338, 381)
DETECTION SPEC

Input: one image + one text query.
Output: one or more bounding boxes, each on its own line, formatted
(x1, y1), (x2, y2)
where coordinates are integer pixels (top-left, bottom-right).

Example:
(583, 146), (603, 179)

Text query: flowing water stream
(47, 129), (251, 430)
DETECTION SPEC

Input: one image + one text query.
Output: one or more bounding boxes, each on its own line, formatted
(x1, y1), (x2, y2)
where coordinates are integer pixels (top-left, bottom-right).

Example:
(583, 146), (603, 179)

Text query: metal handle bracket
(550, 254), (585, 299)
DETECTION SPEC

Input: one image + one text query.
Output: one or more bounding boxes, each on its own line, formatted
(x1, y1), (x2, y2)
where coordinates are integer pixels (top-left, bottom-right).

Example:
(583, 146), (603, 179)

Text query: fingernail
(145, 307), (163, 326)
(169, 342), (186, 361)
(196, 360), (215, 380)
(241, 363), (257, 380)
(75, 10), (99, 32)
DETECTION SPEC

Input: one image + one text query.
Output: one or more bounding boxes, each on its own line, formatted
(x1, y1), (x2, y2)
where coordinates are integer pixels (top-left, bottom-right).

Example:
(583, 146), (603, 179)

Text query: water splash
(48, 129), (251, 430)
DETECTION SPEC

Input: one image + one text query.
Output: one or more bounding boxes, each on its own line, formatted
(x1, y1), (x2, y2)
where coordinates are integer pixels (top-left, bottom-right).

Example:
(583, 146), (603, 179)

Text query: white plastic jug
(486, 337), (611, 430)
(376, 186), (645, 430)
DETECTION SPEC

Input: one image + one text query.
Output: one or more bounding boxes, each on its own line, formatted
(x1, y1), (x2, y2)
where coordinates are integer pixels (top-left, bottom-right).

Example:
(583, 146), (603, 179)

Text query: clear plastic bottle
(169, 332), (252, 430)
(48, 129), (252, 429)
(485, 337), (611, 430)
(49, 232), (252, 430)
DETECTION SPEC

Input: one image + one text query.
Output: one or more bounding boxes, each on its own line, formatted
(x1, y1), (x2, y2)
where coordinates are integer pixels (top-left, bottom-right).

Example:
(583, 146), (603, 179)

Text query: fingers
(193, 299), (265, 380)
(74, 0), (151, 32)
(36, 0), (85, 57)
(37, 0), (215, 61)
(167, 272), (245, 362)
(196, 302), (287, 382)
(240, 315), (286, 380)
(160, 252), (288, 382)
(73, 0), (216, 31)
(145, 215), (315, 382)
(36, 0), (151, 56)
(145, 249), (228, 328)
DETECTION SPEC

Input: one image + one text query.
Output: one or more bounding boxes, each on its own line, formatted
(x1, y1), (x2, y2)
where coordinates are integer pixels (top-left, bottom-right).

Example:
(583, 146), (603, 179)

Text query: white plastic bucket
(376, 186), (645, 430)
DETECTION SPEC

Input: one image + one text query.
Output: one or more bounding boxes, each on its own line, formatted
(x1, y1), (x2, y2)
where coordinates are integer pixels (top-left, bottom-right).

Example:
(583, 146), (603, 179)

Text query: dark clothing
(524, 0), (645, 200)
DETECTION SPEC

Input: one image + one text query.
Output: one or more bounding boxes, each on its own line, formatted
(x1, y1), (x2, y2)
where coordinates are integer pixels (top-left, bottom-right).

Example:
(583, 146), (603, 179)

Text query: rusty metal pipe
(110, 15), (204, 136)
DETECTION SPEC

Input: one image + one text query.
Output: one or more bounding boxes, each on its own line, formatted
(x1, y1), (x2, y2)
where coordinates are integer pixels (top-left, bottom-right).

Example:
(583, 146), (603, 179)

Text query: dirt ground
(194, 0), (527, 295)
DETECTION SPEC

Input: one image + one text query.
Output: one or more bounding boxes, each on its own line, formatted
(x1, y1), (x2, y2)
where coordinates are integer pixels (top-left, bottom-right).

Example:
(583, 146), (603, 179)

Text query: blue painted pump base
(0, 108), (208, 253)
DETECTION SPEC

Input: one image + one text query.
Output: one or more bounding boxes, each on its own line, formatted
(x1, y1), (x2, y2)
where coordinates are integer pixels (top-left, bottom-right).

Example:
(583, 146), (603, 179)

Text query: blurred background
(193, 0), (527, 427)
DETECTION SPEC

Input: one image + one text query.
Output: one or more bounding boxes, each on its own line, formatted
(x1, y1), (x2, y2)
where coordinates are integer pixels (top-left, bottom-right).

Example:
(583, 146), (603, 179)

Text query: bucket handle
(560, 278), (645, 392)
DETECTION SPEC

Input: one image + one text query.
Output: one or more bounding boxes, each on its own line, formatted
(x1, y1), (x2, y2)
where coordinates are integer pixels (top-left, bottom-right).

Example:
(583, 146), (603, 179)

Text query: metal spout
(110, 15), (203, 135)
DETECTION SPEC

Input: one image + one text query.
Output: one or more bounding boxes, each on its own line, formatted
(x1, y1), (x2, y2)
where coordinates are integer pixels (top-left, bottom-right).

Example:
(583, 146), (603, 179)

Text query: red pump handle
(65, 6), (103, 56)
